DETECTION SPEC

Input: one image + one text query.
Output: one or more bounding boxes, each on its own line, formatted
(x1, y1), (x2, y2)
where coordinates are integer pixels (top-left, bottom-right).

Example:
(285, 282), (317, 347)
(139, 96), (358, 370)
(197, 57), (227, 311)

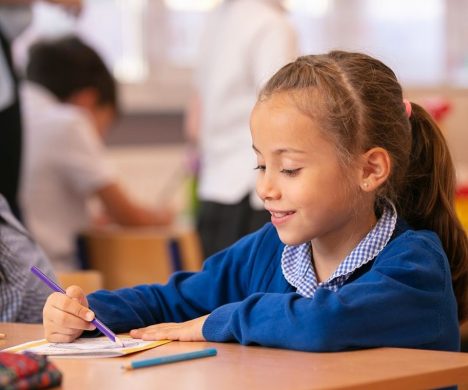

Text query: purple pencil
(31, 265), (124, 347)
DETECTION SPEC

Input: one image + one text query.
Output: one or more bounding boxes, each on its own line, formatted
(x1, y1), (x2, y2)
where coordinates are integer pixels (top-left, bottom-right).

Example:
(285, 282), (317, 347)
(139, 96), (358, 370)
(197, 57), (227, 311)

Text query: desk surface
(1, 323), (468, 390)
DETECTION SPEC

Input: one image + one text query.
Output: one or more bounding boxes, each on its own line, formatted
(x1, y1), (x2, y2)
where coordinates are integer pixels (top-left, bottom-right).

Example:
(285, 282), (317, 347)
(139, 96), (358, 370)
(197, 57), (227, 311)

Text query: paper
(3, 336), (171, 358)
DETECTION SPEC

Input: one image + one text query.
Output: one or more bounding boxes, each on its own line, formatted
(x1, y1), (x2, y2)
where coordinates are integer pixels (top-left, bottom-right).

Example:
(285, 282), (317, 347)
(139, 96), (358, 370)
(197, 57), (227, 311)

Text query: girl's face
(251, 92), (363, 247)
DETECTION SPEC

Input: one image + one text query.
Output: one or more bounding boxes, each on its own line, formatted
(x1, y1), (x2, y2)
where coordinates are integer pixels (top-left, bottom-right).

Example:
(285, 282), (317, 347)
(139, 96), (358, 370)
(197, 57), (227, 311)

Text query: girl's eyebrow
(252, 144), (306, 155)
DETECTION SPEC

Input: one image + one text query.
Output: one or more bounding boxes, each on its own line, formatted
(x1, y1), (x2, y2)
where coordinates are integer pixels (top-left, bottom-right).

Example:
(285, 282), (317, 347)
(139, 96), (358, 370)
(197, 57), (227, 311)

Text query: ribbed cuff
(202, 302), (240, 342)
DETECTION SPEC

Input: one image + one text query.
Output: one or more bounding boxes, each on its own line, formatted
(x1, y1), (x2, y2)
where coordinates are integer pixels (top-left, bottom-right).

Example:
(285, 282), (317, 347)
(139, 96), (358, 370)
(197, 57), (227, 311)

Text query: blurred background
(10, 0), (468, 217)
(3, 0), (468, 288)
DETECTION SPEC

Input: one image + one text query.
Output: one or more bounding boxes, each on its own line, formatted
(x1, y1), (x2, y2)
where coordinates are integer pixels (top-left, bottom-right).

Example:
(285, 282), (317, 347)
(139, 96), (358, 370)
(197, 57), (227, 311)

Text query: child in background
(20, 36), (172, 271)
(0, 194), (56, 323)
(42, 51), (468, 352)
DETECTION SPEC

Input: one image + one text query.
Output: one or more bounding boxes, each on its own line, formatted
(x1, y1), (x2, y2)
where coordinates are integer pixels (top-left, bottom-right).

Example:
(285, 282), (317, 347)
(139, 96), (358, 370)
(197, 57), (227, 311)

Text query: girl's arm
(88, 228), (458, 352)
(203, 231), (460, 352)
(86, 224), (278, 333)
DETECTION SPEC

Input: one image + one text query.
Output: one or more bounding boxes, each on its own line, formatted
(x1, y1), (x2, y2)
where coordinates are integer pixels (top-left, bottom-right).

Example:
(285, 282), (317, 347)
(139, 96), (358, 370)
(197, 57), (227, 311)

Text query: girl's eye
(281, 168), (301, 177)
(254, 165), (266, 171)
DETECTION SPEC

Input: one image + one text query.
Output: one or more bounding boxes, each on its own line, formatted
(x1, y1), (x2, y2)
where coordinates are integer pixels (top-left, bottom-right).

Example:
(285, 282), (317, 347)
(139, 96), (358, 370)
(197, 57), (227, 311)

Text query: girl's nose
(256, 172), (280, 201)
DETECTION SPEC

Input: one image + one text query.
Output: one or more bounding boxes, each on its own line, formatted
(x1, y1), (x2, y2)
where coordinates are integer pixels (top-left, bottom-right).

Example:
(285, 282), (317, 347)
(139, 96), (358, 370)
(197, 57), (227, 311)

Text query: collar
(281, 201), (397, 297)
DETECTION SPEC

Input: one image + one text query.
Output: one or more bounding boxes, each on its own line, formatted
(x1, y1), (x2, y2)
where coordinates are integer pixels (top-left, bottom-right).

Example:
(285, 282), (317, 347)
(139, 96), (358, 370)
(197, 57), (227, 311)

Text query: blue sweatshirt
(87, 221), (460, 352)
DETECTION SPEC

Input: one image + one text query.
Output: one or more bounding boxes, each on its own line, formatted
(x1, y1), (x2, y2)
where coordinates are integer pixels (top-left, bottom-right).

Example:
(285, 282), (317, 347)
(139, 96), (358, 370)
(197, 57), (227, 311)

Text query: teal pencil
(122, 348), (217, 370)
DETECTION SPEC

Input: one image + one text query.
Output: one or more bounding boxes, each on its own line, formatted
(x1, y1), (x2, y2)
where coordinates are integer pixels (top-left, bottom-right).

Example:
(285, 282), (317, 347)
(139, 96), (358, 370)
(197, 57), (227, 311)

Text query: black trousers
(0, 30), (22, 220)
(196, 194), (270, 258)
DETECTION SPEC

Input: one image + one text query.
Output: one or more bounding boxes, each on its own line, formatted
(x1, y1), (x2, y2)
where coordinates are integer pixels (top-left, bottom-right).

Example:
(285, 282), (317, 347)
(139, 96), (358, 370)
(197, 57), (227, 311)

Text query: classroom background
(2, 2), (468, 387)
(7, 0), (468, 288)
(13, 0), (468, 202)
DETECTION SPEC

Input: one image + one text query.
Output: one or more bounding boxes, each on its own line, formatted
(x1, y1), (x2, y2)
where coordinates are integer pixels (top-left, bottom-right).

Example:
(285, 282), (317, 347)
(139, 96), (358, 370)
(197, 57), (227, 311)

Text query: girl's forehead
(255, 91), (299, 111)
(258, 88), (322, 107)
(253, 90), (324, 126)
(251, 100), (336, 156)
(252, 93), (318, 133)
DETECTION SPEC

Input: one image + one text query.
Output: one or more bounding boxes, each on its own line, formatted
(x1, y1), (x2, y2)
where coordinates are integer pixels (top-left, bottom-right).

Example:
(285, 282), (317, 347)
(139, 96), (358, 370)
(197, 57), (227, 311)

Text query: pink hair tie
(403, 99), (412, 118)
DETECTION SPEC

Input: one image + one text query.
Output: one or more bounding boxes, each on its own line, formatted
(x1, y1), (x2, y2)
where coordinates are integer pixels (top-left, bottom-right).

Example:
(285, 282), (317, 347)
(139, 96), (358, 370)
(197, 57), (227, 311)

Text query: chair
(176, 229), (204, 272)
(56, 270), (104, 295)
(461, 321), (468, 352)
(82, 226), (203, 290)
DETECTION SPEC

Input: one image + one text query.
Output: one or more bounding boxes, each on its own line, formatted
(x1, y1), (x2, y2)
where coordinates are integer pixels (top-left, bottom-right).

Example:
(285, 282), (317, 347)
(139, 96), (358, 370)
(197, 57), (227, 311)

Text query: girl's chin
(276, 231), (308, 246)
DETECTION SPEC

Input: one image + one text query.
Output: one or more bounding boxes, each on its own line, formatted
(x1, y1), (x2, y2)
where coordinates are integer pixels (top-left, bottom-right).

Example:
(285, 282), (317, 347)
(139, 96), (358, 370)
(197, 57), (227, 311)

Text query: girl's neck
(311, 208), (378, 283)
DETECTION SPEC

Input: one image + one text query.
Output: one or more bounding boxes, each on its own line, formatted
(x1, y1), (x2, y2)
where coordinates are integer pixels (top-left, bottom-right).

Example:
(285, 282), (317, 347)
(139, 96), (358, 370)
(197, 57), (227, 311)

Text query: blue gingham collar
(281, 200), (397, 297)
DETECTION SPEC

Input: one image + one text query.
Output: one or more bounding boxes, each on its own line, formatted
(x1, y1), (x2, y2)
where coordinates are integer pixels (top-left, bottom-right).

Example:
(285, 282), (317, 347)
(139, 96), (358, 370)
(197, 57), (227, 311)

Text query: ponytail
(259, 52), (468, 322)
(398, 102), (468, 322)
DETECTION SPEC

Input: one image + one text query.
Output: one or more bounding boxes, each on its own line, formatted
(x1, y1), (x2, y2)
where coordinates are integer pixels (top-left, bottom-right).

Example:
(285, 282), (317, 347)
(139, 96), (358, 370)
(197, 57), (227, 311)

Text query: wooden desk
(2, 323), (468, 390)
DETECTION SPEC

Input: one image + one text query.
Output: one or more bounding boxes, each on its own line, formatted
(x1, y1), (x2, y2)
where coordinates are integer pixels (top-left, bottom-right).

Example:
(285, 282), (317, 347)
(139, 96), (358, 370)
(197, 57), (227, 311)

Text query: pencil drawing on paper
(50, 338), (141, 351)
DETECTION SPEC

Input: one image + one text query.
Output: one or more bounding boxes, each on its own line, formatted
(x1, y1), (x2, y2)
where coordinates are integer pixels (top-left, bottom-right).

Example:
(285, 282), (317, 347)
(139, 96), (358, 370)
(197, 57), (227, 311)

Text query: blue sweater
(88, 221), (460, 352)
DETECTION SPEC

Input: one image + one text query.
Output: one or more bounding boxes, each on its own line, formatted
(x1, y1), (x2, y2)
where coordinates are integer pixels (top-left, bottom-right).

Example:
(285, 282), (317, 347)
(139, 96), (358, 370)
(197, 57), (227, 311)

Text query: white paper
(5, 336), (167, 358)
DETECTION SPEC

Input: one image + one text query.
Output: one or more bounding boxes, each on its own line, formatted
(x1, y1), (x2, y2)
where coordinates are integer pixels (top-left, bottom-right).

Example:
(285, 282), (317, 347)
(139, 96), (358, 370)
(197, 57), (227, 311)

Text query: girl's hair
(259, 51), (468, 322)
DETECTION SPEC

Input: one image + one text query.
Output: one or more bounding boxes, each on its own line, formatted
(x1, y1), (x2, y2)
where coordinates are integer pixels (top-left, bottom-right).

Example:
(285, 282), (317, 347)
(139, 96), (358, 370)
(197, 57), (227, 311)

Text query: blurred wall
(407, 88), (468, 175)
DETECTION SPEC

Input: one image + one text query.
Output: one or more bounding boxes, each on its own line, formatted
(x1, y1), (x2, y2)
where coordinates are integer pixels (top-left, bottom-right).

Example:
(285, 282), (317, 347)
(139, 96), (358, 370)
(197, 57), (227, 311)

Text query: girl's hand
(129, 315), (208, 342)
(43, 285), (96, 343)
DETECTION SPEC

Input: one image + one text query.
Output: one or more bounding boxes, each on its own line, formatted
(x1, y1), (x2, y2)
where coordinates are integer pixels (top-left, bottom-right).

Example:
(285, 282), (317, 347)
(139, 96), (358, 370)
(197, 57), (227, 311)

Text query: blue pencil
(122, 348), (217, 370)
(30, 265), (124, 347)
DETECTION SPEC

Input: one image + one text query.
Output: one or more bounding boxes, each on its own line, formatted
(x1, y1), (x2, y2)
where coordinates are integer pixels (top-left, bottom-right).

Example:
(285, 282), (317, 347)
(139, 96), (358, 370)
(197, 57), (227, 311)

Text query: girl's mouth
(269, 210), (295, 226)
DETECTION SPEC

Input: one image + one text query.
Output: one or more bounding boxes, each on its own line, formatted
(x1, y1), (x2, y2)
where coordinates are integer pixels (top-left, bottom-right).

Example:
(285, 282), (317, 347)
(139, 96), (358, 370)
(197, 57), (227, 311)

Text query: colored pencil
(30, 266), (123, 347)
(122, 348), (217, 370)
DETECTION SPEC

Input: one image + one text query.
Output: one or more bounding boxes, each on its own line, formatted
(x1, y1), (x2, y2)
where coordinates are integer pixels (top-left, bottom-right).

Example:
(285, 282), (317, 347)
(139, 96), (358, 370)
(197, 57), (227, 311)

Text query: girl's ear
(359, 147), (391, 192)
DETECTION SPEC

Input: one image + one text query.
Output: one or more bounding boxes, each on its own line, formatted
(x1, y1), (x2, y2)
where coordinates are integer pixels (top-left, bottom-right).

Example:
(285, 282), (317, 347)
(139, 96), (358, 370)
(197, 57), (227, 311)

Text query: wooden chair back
(82, 227), (203, 290)
(56, 270), (104, 295)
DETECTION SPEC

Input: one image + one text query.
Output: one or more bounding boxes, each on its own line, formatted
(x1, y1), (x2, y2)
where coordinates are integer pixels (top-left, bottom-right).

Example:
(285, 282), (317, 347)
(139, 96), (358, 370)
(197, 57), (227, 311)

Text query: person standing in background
(0, 0), (81, 220)
(185, 0), (299, 257)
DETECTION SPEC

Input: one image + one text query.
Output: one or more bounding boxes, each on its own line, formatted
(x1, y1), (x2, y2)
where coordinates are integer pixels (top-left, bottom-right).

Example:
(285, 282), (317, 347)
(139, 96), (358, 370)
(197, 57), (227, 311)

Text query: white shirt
(195, 0), (298, 208)
(20, 82), (115, 271)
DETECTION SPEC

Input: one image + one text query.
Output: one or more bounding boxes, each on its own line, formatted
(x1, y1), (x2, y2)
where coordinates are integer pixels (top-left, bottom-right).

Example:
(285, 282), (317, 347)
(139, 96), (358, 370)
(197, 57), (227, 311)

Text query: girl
(43, 51), (468, 352)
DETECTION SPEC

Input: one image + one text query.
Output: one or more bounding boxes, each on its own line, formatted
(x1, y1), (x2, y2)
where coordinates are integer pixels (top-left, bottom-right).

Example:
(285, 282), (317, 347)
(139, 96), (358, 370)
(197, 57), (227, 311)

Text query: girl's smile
(267, 208), (296, 226)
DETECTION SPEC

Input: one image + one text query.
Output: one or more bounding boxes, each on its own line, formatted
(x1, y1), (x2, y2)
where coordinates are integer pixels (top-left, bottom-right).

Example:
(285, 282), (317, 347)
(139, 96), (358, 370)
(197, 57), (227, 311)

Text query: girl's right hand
(43, 285), (96, 343)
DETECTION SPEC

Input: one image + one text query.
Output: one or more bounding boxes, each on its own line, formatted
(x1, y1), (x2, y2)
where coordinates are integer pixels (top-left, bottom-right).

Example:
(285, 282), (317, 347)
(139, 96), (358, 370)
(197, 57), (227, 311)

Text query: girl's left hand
(129, 315), (208, 341)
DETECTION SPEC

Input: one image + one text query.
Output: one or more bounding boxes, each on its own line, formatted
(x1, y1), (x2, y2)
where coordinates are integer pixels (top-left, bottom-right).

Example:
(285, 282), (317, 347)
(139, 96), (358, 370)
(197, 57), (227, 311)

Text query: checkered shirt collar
(281, 201), (397, 298)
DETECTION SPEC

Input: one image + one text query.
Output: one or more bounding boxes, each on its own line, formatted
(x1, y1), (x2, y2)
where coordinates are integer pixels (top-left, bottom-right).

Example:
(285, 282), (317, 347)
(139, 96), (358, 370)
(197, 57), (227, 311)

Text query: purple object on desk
(30, 265), (123, 347)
